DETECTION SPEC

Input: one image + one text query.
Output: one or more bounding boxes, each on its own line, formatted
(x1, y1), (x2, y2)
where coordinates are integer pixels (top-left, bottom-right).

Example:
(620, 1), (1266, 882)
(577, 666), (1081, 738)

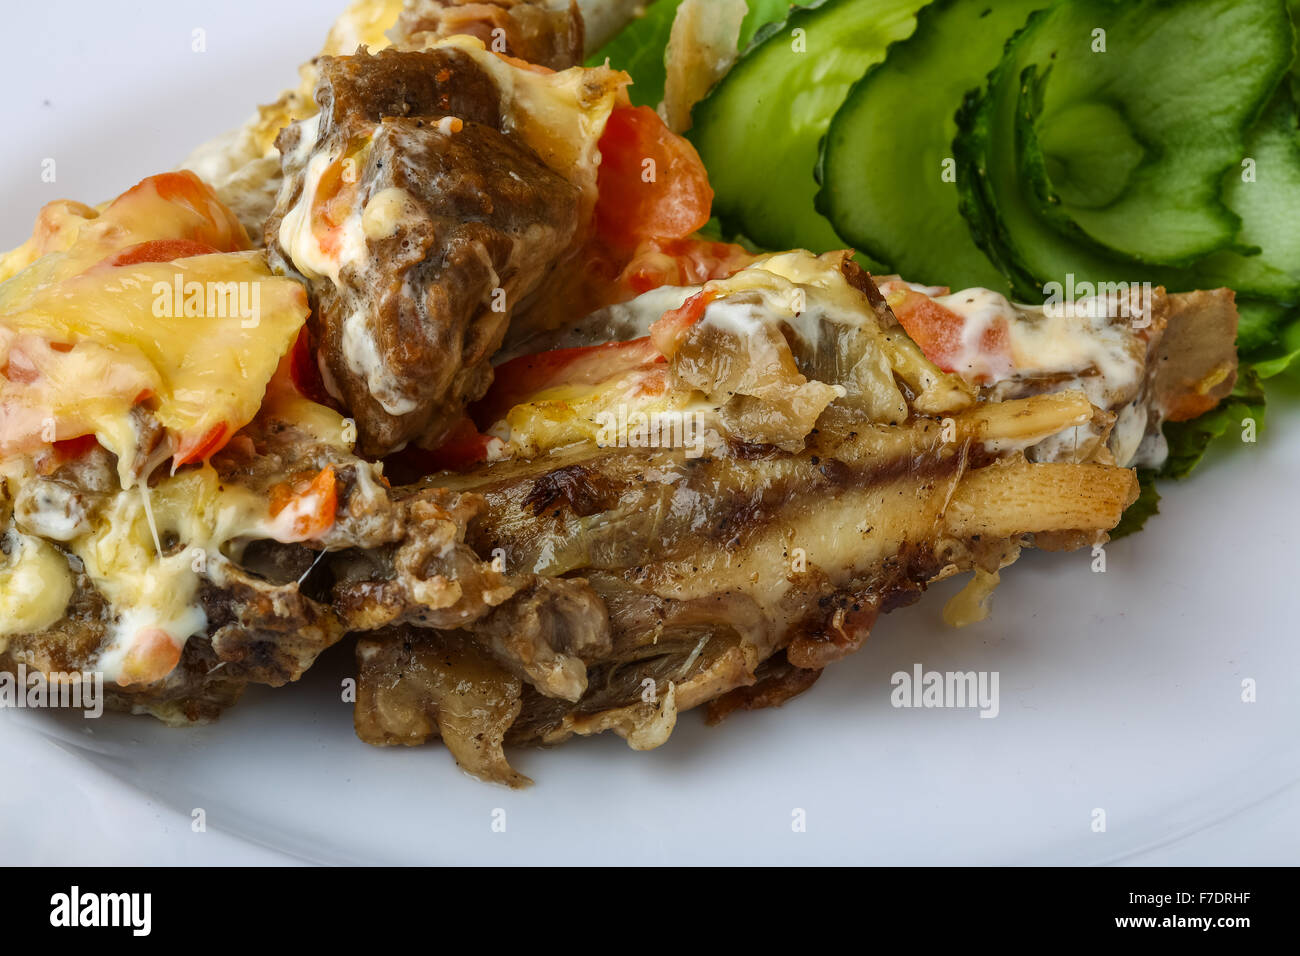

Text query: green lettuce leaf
(586, 1), (796, 109)
(1115, 369), (1269, 536)
(1110, 470), (1161, 540)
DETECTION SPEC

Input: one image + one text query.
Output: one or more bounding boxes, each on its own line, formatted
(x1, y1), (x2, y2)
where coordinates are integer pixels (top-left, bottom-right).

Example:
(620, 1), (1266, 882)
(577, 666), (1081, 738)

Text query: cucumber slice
(818, 0), (1046, 294)
(957, 0), (1296, 300)
(1238, 297), (1294, 356)
(1192, 89), (1300, 304)
(739, 1), (804, 50)
(1010, 0), (1293, 266)
(1020, 72), (1300, 303)
(955, 12), (1139, 300)
(1291, 0), (1300, 102)
(689, 0), (923, 254)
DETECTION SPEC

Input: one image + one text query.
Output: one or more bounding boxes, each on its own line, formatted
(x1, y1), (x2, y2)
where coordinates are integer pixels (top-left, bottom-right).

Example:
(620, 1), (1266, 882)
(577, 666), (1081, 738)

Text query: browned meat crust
(1153, 288), (1239, 422)
(353, 409), (1138, 781)
(704, 653), (822, 725)
(355, 628), (530, 786)
(265, 48), (584, 456)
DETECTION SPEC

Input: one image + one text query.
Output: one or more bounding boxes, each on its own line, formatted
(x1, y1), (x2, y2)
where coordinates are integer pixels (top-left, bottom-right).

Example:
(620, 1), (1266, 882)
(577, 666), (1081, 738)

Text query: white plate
(3, 0), (1299, 866)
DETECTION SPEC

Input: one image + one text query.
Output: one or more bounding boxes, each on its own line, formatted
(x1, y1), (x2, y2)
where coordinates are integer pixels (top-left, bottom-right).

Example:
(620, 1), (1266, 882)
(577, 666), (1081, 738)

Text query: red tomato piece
(649, 290), (714, 359)
(473, 337), (666, 429)
(618, 237), (756, 297)
(890, 289), (1012, 384)
(108, 238), (222, 267)
(595, 105), (714, 249)
(173, 422), (229, 467)
(268, 465), (338, 540)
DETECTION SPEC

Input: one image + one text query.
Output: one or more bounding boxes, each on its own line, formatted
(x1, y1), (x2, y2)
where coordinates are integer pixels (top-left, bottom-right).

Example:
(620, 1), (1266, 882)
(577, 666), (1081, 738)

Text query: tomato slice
(649, 290), (714, 359)
(473, 337), (666, 429)
(108, 238), (221, 267)
(268, 465), (338, 541)
(493, 53), (554, 75)
(107, 171), (249, 254)
(618, 237), (756, 297)
(136, 170), (219, 208)
(52, 434), (98, 461)
(287, 327), (334, 406)
(173, 422), (229, 467)
(889, 288), (1012, 384)
(115, 628), (184, 687)
(595, 105), (714, 249)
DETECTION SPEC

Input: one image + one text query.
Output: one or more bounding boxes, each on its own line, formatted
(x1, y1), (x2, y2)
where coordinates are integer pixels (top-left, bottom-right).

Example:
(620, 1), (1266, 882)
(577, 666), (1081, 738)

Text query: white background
(1, 0), (1298, 865)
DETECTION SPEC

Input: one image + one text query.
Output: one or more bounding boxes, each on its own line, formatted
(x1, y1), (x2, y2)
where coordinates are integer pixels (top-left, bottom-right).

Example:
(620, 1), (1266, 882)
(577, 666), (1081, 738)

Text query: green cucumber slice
(689, 0), (923, 254)
(818, 0), (1047, 293)
(1020, 74), (1300, 303)
(1291, 0), (1300, 102)
(957, 0), (1296, 300)
(1192, 88), (1300, 303)
(1009, 0), (1293, 266)
(955, 15), (1138, 300)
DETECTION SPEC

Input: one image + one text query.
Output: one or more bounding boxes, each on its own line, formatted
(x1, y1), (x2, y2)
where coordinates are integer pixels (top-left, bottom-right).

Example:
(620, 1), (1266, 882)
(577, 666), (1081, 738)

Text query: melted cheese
(699, 253), (973, 417)
(879, 278), (1155, 466)
(361, 187), (415, 240)
(498, 251), (973, 455)
(321, 0), (404, 56)
(0, 174), (310, 486)
(58, 465), (326, 686)
(0, 531), (75, 646)
(927, 286), (1147, 407)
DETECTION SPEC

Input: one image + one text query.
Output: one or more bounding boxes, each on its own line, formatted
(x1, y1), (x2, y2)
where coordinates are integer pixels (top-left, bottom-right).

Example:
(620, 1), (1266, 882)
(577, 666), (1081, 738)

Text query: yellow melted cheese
(0, 174), (310, 486)
(500, 251), (973, 456)
(0, 531), (74, 647)
(67, 466), (271, 685)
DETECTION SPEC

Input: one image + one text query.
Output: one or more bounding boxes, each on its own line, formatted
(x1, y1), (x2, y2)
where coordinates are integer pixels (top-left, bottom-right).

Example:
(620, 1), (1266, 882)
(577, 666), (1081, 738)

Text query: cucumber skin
(956, 0), (1300, 302)
(689, 0), (922, 256)
(818, 0), (1048, 294)
(954, 15), (1081, 302)
(1191, 87), (1300, 304)
(1013, 0), (1293, 268)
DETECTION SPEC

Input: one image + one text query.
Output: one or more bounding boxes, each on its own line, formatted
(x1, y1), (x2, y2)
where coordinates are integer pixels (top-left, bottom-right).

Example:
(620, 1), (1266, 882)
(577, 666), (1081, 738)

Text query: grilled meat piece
(330, 485), (611, 700)
(346, 256), (1153, 784)
(266, 48), (585, 456)
(348, 256), (1250, 786)
(356, 628), (531, 786)
(357, 408), (1139, 784)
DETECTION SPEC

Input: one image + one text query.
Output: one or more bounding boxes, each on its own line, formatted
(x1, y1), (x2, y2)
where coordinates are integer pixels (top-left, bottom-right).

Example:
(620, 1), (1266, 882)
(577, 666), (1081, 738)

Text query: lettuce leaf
(1110, 470), (1161, 539)
(586, 0), (796, 109)
(1114, 369), (1269, 537)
